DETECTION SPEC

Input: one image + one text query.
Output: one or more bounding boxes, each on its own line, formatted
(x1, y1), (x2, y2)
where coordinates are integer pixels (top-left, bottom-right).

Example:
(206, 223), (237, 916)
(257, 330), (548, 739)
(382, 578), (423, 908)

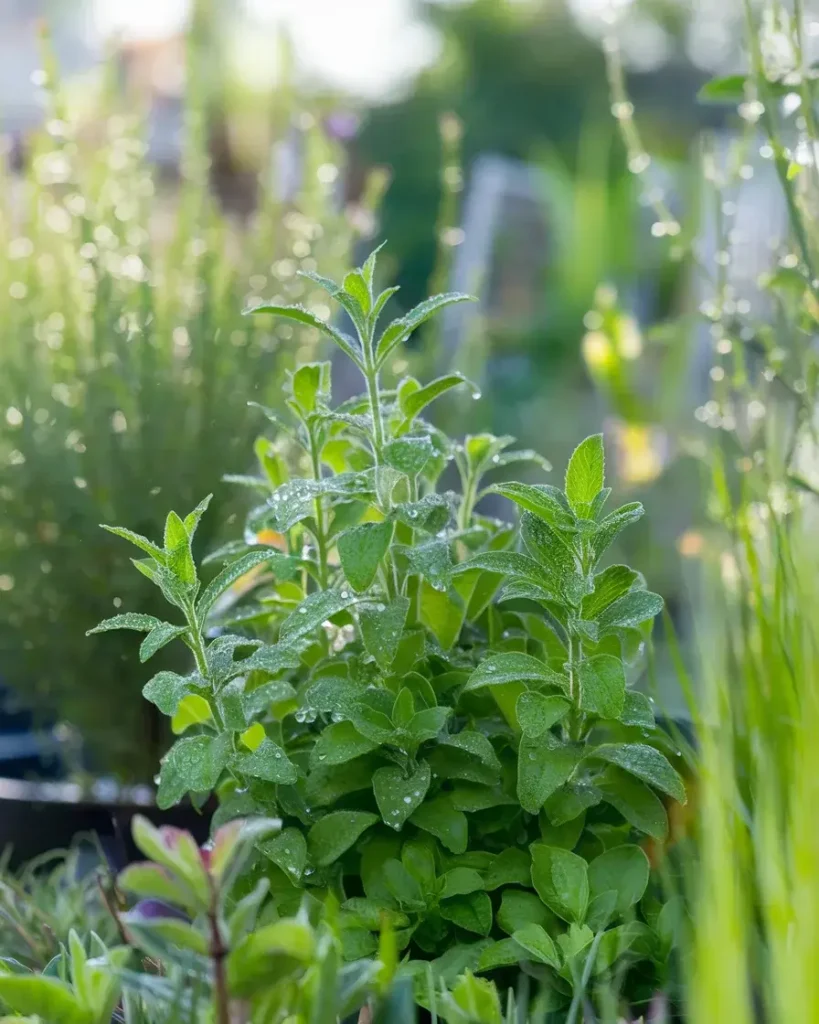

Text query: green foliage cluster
(85, 248), (685, 1019)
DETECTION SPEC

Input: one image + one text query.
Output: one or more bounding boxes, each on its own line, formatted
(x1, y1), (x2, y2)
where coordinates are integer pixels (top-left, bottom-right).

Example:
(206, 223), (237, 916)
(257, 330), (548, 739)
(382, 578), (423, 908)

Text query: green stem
(366, 366), (385, 461)
(566, 930), (605, 1024)
(185, 603), (226, 732)
(309, 432), (329, 588)
(743, 0), (818, 292)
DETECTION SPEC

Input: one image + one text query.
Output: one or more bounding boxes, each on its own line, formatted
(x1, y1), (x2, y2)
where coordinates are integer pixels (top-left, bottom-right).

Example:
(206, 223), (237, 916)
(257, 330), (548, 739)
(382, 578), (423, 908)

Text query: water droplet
(528, 753), (536, 761)
(409, 510), (418, 519)
(472, 391), (482, 400)
(318, 753), (326, 761)
(340, 590), (349, 599)
(413, 791), (421, 798)
(403, 796), (412, 804)
(299, 607), (307, 614)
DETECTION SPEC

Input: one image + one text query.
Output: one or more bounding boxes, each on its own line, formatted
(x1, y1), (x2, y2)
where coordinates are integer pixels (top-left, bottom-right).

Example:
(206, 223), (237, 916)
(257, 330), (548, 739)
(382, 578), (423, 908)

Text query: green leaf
(407, 706), (451, 744)
(244, 302), (363, 367)
(231, 739), (298, 785)
(597, 590), (663, 631)
(588, 845), (650, 917)
(394, 493), (451, 534)
(172, 694), (213, 733)
(621, 691), (655, 728)
(290, 362), (330, 414)
(588, 743), (686, 804)
(307, 811), (379, 867)
(397, 372), (478, 427)
(184, 494), (212, 539)
(196, 550), (280, 622)
(578, 654), (625, 720)
(439, 867), (486, 899)
(420, 582), (464, 649)
(543, 783), (602, 826)
(497, 889), (554, 936)
(376, 294), (475, 366)
(454, 551), (555, 596)
(343, 268), (371, 315)
(483, 848), (532, 891)
(139, 623), (189, 662)
(439, 892), (493, 936)
(118, 862), (198, 913)
(101, 524), (165, 562)
(405, 539), (452, 591)
(512, 923), (561, 969)
(350, 702), (395, 744)
(257, 827), (307, 882)
(373, 761), (431, 830)
(565, 434), (605, 511)
(280, 587), (359, 643)
(697, 73), (747, 102)
(465, 652), (566, 692)
(410, 796), (468, 854)
(157, 733), (231, 809)
(520, 513), (581, 600)
(477, 938), (528, 972)
(439, 732), (501, 773)
(530, 843), (589, 924)
(0, 976), (87, 1024)
(306, 754), (380, 807)
(338, 521), (393, 592)
(240, 644), (302, 678)
(586, 890), (618, 931)
(303, 676), (364, 718)
(591, 503), (644, 563)
(492, 482), (575, 531)
(360, 597), (409, 671)
(164, 510), (196, 585)
(383, 860), (425, 909)
(310, 721), (380, 767)
(517, 734), (580, 813)
(516, 691), (571, 737)
(582, 565), (638, 620)
(597, 767), (668, 841)
(401, 834), (437, 890)
(384, 436), (436, 476)
(86, 613), (163, 636)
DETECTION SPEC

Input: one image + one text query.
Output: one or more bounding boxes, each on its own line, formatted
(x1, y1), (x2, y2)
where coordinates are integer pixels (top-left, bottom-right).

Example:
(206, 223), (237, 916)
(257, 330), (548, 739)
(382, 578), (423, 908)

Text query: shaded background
(0, 0), (754, 784)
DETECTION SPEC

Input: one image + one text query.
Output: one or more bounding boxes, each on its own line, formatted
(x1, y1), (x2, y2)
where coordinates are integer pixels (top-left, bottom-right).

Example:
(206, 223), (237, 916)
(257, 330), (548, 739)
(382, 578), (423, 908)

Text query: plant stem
(309, 432), (329, 588)
(208, 906), (230, 1024)
(742, 0), (819, 292)
(365, 366), (385, 461)
(184, 604), (226, 732)
(566, 930), (605, 1024)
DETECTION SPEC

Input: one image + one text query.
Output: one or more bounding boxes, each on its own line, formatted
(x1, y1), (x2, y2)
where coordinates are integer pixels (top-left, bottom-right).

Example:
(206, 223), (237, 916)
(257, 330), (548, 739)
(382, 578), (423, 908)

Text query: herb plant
(0, 22), (353, 779)
(93, 247), (686, 1018)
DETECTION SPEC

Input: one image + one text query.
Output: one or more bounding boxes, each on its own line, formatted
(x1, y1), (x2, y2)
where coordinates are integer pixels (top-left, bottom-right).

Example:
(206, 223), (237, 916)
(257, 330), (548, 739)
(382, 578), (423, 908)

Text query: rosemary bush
(92, 246), (686, 1019)
(0, 42), (353, 779)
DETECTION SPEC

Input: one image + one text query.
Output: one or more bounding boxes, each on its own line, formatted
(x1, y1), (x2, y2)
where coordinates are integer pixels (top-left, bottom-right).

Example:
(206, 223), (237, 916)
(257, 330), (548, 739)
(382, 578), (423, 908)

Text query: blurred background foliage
(0, 0), (748, 779)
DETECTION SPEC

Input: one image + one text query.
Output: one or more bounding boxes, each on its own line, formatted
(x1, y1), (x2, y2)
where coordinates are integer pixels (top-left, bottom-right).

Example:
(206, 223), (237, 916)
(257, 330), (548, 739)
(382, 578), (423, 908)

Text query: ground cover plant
(61, 246), (689, 1021)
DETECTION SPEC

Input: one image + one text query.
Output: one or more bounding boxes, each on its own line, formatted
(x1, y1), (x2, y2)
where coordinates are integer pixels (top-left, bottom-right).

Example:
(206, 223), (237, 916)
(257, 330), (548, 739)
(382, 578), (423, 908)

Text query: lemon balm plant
(93, 248), (686, 1018)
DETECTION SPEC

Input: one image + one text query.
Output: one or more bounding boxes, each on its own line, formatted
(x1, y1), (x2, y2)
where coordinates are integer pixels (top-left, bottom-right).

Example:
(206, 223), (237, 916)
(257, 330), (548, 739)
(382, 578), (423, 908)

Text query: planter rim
(0, 775), (154, 809)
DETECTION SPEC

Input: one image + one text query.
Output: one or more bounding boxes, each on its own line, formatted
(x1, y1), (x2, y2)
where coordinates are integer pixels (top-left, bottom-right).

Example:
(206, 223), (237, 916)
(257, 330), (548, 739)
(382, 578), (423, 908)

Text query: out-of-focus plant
(603, 0), (819, 1020)
(0, 816), (409, 1024)
(0, 842), (116, 971)
(0, 23), (359, 779)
